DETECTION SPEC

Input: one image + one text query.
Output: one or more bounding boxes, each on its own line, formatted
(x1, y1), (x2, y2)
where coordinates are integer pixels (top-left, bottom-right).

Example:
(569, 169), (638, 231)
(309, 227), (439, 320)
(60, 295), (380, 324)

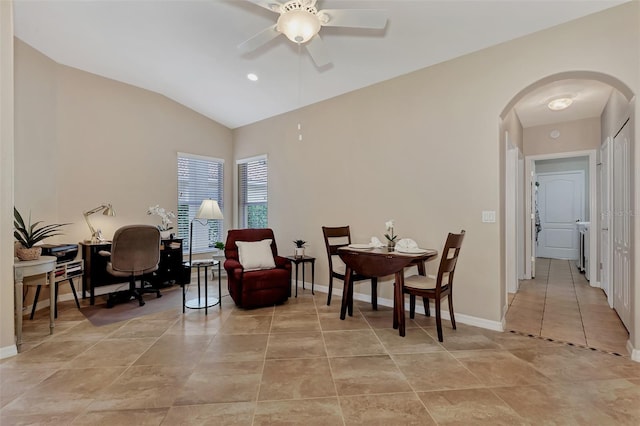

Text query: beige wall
(1, 0), (16, 356)
(523, 117), (601, 156)
(13, 40), (234, 245)
(233, 3), (639, 331)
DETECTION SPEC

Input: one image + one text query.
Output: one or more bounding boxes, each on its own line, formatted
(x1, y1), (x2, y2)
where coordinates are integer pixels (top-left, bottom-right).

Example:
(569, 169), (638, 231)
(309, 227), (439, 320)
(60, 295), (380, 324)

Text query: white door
(599, 138), (612, 306)
(613, 120), (631, 330)
(536, 171), (585, 259)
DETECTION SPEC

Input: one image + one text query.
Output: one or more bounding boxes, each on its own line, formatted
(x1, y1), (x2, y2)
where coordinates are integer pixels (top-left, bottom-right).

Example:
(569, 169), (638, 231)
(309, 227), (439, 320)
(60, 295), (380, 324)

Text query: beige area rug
(80, 285), (183, 326)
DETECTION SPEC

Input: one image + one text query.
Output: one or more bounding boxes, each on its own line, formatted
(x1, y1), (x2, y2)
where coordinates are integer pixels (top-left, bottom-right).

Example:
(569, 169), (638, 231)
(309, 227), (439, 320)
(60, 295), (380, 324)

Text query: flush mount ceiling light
(247, 73), (258, 81)
(547, 97), (573, 111)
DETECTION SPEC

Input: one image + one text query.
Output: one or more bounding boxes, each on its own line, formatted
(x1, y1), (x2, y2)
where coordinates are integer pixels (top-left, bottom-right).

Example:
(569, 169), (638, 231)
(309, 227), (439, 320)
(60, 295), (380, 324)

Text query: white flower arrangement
(384, 219), (398, 243)
(147, 205), (176, 231)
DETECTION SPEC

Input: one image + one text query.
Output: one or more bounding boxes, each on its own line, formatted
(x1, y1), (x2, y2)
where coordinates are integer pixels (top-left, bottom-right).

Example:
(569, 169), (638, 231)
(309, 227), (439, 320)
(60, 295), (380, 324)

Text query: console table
(14, 256), (57, 351)
(80, 238), (186, 305)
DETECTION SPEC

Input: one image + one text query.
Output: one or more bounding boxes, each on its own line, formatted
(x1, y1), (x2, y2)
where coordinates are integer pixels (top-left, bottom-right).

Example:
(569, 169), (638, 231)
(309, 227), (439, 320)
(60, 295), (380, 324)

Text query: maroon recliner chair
(224, 228), (291, 308)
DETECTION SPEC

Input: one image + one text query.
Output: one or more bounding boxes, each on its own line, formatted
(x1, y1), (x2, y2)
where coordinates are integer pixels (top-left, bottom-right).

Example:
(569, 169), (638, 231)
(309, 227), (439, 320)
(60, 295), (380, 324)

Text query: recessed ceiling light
(547, 97), (573, 111)
(247, 73), (258, 82)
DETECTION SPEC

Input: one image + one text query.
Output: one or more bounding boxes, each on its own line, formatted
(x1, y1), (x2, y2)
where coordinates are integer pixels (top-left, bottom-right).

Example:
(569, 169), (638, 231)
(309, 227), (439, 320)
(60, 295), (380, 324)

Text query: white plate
(396, 247), (428, 254)
(348, 244), (372, 249)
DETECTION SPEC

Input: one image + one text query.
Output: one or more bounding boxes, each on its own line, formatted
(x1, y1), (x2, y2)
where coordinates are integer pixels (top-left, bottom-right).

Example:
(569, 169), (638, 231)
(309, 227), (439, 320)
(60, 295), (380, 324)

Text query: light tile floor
(2, 279), (640, 425)
(506, 258), (629, 355)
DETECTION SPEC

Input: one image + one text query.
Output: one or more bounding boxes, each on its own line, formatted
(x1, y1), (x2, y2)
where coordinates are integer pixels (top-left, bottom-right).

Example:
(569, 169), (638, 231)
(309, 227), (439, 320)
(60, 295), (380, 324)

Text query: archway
(500, 71), (634, 354)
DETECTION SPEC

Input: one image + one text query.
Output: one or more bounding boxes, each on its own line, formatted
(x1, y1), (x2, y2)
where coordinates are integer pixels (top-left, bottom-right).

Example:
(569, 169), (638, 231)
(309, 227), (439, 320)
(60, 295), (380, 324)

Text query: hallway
(506, 258), (629, 355)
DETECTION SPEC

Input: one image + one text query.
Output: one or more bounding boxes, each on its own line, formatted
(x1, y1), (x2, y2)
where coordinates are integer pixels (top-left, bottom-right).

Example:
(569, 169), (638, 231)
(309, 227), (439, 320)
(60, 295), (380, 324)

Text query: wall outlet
(482, 210), (496, 223)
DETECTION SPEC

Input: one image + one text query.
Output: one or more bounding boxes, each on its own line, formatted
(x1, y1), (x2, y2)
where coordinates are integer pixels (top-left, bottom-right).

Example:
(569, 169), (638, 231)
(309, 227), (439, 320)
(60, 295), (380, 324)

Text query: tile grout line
(568, 259), (589, 346)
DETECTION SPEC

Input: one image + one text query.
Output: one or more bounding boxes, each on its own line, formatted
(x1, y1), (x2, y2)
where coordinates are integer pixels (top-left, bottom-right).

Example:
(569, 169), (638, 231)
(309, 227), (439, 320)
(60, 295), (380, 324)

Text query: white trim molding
(312, 283), (504, 333)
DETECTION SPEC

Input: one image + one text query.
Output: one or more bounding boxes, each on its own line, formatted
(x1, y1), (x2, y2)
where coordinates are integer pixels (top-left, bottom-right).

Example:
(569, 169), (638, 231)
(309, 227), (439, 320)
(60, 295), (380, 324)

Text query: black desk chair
(99, 225), (161, 307)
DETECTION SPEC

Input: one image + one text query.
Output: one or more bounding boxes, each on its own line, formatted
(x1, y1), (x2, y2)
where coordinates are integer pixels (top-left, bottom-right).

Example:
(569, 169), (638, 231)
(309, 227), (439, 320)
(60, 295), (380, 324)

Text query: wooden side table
(14, 256), (57, 351)
(285, 255), (315, 297)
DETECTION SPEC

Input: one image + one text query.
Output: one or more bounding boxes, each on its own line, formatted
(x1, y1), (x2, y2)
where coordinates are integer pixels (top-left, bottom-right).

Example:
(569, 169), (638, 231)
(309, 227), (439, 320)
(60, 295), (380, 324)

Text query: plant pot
(16, 246), (42, 261)
(295, 247), (305, 258)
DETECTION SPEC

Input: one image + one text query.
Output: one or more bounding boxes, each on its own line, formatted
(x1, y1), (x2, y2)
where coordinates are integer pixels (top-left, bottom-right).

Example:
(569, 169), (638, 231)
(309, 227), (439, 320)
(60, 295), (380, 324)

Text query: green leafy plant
(214, 241), (225, 250)
(14, 207), (69, 248)
(293, 239), (307, 248)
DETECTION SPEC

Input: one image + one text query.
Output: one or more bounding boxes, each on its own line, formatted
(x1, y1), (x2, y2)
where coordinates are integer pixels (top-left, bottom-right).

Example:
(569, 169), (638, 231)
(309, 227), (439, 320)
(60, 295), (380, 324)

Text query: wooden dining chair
(322, 226), (378, 309)
(402, 230), (465, 342)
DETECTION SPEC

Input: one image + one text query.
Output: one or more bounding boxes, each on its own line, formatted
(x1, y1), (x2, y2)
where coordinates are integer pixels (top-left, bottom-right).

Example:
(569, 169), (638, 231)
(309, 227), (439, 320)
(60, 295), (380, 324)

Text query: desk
(14, 256), (57, 351)
(81, 239), (185, 305)
(338, 247), (437, 337)
(184, 260), (221, 315)
(285, 255), (315, 297)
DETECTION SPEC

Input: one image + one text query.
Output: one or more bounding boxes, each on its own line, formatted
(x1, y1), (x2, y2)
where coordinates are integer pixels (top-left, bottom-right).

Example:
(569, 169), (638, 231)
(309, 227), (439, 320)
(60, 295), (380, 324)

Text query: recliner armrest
(274, 256), (292, 270)
(224, 259), (243, 271)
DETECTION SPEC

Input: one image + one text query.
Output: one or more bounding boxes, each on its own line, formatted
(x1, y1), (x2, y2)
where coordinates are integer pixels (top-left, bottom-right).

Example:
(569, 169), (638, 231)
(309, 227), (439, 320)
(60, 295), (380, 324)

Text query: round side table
(183, 259), (221, 315)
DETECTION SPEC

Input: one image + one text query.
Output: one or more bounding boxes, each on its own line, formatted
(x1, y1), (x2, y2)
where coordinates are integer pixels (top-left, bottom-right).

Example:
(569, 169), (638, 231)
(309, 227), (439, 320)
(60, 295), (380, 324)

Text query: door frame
(505, 135), (523, 293)
(524, 150), (598, 284)
(599, 137), (613, 307)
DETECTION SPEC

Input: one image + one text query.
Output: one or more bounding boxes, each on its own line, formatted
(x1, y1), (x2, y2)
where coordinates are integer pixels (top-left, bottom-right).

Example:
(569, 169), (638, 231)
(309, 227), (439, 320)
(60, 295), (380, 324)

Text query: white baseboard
(0, 344), (18, 359)
(310, 283), (504, 332)
(627, 340), (640, 362)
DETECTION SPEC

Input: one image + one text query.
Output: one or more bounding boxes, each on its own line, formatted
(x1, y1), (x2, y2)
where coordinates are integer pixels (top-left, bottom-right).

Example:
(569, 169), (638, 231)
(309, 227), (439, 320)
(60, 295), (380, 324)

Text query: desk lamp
(83, 204), (115, 243)
(186, 199), (224, 309)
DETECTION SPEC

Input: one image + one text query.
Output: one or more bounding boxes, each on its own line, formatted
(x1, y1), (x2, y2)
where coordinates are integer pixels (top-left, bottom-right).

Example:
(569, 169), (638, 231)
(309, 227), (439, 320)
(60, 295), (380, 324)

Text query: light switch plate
(482, 210), (496, 223)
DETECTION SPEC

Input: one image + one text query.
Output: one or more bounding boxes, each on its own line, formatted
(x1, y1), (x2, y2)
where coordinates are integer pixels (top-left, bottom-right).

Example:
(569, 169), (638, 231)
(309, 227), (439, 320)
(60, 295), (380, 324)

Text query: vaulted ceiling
(13, 0), (626, 129)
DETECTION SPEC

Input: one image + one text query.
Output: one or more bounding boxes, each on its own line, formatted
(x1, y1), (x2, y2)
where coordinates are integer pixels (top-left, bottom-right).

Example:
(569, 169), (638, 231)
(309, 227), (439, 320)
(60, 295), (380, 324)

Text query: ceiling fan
(238, 0), (388, 67)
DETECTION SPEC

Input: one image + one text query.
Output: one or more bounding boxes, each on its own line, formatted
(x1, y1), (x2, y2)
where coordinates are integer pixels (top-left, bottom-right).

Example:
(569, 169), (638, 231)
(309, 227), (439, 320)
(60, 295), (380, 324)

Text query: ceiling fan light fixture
(547, 97), (573, 111)
(277, 9), (320, 43)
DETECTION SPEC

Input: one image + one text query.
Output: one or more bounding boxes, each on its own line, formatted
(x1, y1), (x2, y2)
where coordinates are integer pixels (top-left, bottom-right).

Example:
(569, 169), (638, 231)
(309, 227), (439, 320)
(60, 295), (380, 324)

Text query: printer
(40, 243), (79, 263)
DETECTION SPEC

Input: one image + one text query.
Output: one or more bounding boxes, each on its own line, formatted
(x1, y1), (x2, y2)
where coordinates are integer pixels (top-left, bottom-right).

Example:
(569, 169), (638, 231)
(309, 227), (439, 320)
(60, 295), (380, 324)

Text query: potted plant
(147, 205), (176, 239)
(384, 219), (398, 250)
(14, 207), (69, 261)
(293, 239), (307, 258)
(214, 241), (225, 255)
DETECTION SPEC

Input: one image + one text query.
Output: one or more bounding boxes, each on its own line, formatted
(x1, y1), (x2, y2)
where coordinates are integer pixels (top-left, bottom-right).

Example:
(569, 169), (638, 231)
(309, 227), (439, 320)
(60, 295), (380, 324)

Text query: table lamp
(186, 199), (224, 309)
(189, 198), (224, 265)
(83, 203), (115, 243)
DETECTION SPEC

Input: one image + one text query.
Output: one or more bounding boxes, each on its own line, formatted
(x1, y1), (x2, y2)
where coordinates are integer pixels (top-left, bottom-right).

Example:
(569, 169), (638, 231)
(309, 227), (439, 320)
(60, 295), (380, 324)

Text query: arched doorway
(500, 71), (634, 354)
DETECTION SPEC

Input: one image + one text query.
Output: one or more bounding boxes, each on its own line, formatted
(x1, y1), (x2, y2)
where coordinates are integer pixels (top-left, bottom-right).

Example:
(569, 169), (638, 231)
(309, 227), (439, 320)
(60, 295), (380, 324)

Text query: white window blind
(177, 153), (224, 254)
(238, 156), (268, 228)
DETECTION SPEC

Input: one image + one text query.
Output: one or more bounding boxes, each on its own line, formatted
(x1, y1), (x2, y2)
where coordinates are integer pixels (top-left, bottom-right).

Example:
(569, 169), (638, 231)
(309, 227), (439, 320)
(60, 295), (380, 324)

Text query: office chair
(99, 225), (161, 307)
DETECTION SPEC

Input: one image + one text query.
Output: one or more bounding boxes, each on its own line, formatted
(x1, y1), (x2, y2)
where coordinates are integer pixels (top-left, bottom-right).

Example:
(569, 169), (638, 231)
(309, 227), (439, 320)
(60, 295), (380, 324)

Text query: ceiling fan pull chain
(297, 43), (303, 142)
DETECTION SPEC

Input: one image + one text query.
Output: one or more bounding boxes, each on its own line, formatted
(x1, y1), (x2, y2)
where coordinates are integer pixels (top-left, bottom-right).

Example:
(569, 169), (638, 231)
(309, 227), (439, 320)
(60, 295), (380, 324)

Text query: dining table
(338, 245), (438, 337)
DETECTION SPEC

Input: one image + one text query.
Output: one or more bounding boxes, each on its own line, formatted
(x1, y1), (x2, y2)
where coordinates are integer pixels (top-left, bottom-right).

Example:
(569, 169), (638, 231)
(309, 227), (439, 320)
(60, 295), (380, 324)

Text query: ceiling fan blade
(238, 24), (281, 54)
(318, 9), (387, 29)
(245, 0), (283, 13)
(305, 35), (331, 67)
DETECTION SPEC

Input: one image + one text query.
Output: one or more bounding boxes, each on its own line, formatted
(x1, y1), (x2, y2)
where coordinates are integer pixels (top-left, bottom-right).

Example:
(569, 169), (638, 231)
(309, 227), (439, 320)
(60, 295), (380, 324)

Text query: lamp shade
(196, 199), (223, 220)
(277, 9), (320, 43)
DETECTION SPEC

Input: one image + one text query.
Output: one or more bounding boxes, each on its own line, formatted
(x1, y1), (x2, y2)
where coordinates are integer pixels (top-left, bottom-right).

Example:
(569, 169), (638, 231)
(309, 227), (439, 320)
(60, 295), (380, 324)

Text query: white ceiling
(13, 0), (626, 129)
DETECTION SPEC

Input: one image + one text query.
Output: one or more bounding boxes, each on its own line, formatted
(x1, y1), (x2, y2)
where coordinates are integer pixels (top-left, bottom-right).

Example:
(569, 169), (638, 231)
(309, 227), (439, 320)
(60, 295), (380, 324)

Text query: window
(238, 155), (268, 228)
(177, 153), (224, 254)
